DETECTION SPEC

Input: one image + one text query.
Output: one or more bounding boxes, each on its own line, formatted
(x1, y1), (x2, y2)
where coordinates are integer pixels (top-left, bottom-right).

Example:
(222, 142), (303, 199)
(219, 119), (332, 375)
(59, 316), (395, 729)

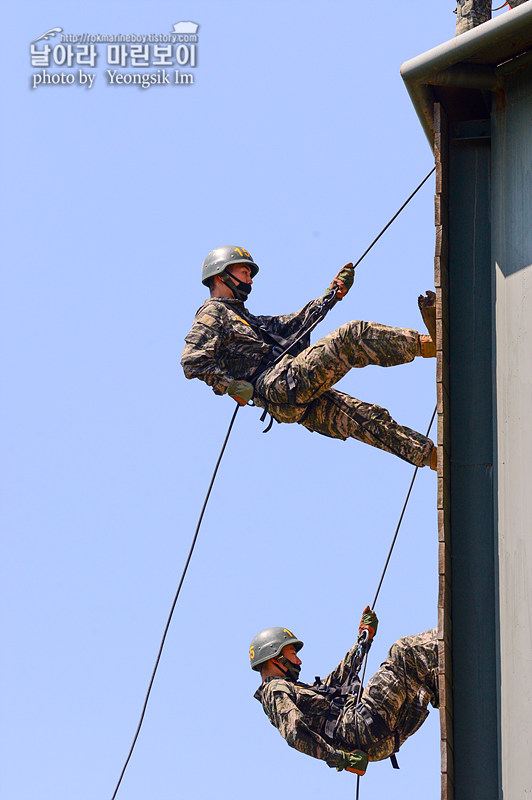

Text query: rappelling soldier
(181, 246), (438, 469)
(250, 611), (438, 776)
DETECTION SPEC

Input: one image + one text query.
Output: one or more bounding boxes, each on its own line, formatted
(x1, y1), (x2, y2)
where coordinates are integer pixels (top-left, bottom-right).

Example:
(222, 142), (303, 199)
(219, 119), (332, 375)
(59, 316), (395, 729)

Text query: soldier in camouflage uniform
(455, 0), (491, 35)
(455, 1), (528, 37)
(250, 613), (438, 775)
(181, 246), (437, 468)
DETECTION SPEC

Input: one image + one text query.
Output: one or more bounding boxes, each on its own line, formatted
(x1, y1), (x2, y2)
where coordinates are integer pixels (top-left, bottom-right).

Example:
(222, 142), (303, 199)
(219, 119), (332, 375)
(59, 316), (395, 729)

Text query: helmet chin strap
(221, 269), (252, 302)
(274, 655), (301, 681)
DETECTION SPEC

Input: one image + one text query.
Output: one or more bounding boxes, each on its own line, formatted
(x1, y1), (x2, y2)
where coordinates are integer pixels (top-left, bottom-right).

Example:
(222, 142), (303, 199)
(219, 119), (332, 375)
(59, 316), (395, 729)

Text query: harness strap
(356, 704), (400, 769)
(324, 697), (346, 740)
(247, 354), (277, 386)
(312, 673), (363, 744)
(251, 358), (298, 434)
(260, 409), (275, 433)
(247, 355), (278, 433)
(243, 290), (338, 432)
(239, 310), (311, 361)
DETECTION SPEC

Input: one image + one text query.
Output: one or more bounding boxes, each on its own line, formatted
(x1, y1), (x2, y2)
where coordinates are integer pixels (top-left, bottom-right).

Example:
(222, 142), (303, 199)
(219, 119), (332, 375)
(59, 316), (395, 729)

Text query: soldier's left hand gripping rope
(337, 750), (369, 776)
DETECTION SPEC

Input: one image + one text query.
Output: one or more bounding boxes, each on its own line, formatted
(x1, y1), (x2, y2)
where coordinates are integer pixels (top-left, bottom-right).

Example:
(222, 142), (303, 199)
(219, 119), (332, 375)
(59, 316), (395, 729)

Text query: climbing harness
(107, 167), (436, 800)
(312, 626), (401, 780)
(314, 629), (370, 742)
(312, 627), (401, 783)
(254, 288), (339, 365)
(248, 287), (341, 431)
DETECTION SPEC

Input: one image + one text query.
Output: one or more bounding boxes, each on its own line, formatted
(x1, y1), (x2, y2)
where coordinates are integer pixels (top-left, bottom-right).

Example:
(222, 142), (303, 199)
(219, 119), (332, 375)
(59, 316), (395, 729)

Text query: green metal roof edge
(401, 3), (532, 147)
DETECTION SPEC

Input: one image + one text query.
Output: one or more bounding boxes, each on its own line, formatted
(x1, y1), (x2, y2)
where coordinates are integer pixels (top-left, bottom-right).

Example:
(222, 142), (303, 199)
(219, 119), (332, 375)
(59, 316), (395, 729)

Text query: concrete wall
(492, 62), (532, 797)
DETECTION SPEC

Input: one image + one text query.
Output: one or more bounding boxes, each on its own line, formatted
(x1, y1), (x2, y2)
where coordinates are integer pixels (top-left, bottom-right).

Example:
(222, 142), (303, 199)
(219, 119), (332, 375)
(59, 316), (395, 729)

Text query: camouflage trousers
(253, 320), (433, 467)
(455, 0), (491, 36)
(337, 629), (438, 762)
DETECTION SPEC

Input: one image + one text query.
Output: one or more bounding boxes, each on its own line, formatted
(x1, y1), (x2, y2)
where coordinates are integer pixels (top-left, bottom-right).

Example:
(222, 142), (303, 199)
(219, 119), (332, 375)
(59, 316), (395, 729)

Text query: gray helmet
(201, 246), (259, 286)
(249, 627), (304, 671)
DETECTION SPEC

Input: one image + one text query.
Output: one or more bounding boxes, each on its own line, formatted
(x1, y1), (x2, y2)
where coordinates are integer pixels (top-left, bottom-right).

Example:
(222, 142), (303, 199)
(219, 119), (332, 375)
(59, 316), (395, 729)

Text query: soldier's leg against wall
(299, 389), (433, 467)
(359, 630), (438, 749)
(289, 320), (419, 404)
(396, 685), (433, 741)
(255, 320), (419, 408)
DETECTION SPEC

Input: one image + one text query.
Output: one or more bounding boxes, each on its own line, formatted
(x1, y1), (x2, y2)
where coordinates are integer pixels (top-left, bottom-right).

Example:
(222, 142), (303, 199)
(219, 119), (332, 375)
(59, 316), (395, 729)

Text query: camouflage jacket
(180, 294), (327, 395)
(253, 640), (363, 768)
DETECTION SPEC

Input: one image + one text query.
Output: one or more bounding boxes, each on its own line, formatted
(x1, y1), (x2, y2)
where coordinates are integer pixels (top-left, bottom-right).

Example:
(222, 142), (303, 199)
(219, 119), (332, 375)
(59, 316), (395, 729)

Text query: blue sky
(3, 2), (497, 799)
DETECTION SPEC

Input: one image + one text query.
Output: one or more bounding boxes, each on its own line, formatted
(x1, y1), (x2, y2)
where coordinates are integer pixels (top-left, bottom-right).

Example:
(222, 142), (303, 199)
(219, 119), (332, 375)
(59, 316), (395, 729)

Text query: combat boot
(418, 290), (436, 343)
(418, 335), (436, 358)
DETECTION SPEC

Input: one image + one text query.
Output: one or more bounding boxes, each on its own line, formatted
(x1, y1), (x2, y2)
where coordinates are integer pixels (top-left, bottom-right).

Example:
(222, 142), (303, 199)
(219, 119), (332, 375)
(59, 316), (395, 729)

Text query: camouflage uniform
(181, 295), (434, 466)
(455, 0), (491, 35)
(254, 629), (438, 768)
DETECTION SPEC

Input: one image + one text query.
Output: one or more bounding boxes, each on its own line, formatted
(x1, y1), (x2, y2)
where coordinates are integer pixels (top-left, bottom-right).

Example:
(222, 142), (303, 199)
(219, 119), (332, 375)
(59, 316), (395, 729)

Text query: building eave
(401, 3), (532, 147)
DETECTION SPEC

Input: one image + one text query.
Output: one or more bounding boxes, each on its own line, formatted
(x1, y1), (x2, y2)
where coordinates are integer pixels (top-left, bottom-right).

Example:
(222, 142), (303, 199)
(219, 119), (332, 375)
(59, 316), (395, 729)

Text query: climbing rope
(351, 167), (435, 271)
(108, 167), (436, 799)
(354, 404), (437, 800)
(372, 407), (437, 609)
(109, 405), (240, 800)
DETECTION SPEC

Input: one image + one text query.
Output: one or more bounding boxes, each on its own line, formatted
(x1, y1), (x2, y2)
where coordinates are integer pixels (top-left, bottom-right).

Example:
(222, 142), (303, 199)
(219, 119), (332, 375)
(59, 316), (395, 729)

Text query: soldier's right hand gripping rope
(329, 262), (355, 300)
(313, 613), (375, 756)
(328, 609), (376, 780)
(359, 606), (378, 641)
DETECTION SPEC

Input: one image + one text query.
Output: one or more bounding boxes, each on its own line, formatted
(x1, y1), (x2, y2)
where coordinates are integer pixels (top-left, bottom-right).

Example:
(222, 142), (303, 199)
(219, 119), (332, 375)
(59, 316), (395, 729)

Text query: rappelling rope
(109, 405), (240, 800)
(351, 167), (435, 271)
(108, 167), (436, 800)
(354, 404), (437, 800)
(371, 406), (437, 609)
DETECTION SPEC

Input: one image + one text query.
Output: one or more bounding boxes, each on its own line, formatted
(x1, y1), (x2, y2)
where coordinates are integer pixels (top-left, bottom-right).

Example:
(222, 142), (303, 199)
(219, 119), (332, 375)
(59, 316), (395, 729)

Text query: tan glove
(336, 750), (369, 776)
(227, 379), (253, 405)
